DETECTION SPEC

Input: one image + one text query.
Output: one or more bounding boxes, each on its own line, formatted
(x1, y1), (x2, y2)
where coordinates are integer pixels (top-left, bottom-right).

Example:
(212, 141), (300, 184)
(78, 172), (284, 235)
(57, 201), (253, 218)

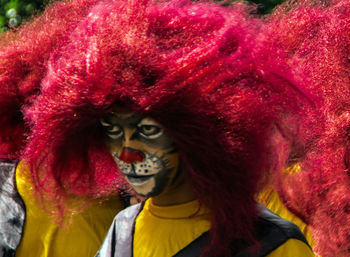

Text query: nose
(119, 129), (145, 163)
(119, 148), (145, 163)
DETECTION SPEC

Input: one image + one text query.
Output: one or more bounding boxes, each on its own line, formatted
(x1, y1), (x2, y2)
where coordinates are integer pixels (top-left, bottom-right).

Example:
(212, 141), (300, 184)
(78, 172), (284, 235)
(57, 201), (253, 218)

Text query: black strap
(234, 205), (311, 257)
(172, 204), (311, 257)
(172, 232), (209, 257)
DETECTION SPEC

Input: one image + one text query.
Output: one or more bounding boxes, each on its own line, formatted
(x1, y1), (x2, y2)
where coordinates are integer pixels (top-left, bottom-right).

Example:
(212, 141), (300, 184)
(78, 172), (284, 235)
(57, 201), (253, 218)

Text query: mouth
(124, 174), (154, 186)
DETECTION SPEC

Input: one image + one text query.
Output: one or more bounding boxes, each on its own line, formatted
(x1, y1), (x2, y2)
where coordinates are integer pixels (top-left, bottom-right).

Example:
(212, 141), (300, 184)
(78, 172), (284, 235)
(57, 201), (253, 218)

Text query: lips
(125, 174), (154, 186)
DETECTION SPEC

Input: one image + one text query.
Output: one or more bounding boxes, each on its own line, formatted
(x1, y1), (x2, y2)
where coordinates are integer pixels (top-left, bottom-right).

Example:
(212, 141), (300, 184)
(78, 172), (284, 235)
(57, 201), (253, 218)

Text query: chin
(133, 180), (169, 198)
(128, 176), (156, 197)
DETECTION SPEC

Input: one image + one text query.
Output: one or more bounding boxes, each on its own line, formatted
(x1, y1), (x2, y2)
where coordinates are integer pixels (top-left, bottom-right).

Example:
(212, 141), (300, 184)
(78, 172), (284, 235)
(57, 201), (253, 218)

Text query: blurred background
(0, 0), (48, 32)
(0, 0), (284, 32)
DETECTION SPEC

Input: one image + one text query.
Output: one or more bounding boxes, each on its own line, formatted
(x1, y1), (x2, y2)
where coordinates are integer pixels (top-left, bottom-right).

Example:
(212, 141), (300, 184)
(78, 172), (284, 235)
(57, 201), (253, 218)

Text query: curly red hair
(24, 0), (311, 255)
(0, 0), (100, 160)
(268, 0), (350, 256)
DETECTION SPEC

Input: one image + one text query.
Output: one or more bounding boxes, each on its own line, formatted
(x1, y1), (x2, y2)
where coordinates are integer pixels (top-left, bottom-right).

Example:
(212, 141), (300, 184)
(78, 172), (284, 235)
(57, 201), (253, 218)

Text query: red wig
(24, 0), (311, 255)
(0, 0), (99, 160)
(267, 0), (350, 256)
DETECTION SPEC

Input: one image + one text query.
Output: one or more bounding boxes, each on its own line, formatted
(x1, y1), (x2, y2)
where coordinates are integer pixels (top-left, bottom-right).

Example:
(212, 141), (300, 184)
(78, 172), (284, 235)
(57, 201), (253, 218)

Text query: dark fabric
(233, 204), (311, 257)
(1, 247), (15, 257)
(173, 204), (310, 257)
(0, 161), (26, 257)
(97, 202), (311, 257)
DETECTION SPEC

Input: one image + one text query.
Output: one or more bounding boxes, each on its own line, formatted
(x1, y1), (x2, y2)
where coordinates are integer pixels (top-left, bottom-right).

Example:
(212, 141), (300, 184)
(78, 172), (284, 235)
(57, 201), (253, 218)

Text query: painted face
(101, 111), (180, 197)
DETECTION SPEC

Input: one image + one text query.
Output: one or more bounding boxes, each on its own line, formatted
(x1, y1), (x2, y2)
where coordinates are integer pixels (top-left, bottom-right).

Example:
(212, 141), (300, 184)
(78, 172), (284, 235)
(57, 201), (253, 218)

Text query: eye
(100, 118), (123, 140)
(138, 125), (163, 139)
(106, 125), (123, 140)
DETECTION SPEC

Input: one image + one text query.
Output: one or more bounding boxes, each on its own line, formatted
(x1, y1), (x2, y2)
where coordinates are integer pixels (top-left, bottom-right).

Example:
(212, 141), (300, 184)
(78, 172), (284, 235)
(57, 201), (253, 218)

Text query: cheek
(166, 154), (180, 171)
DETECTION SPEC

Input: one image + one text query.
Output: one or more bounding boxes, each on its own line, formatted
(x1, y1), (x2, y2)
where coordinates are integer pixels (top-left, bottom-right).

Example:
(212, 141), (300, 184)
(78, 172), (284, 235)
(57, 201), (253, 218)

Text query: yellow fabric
(258, 189), (321, 256)
(258, 188), (314, 245)
(267, 239), (314, 257)
(133, 198), (211, 257)
(15, 162), (124, 257)
(258, 163), (315, 245)
(134, 198), (313, 257)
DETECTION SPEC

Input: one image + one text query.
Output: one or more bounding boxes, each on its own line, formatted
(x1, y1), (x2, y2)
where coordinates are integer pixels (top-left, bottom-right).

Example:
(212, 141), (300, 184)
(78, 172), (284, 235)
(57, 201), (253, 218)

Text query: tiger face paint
(101, 111), (180, 197)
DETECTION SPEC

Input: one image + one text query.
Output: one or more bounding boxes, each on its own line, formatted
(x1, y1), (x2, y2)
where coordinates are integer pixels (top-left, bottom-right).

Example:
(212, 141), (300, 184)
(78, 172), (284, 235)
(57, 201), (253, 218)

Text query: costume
(25, 0), (315, 256)
(0, 0), (126, 256)
(0, 0), (100, 160)
(263, 1), (350, 256)
(0, 161), (123, 257)
(97, 200), (312, 257)
(257, 165), (314, 247)
(258, 188), (314, 246)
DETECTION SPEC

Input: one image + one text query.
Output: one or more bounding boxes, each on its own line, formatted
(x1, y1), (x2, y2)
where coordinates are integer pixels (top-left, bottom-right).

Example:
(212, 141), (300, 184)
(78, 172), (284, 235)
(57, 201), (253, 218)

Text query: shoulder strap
(234, 204), (311, 257)
(0, 161), (26, 257)
(172, 203), (310, 257)
(172, 232), (209, 257)
(96, 202), (144, 257)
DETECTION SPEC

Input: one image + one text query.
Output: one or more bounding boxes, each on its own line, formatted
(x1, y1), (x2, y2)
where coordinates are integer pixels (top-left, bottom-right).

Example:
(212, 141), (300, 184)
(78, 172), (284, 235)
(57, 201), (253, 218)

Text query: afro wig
(24, 0), (312, 255)
(267, 0), (350, 255)
(0, 0), (100, 160)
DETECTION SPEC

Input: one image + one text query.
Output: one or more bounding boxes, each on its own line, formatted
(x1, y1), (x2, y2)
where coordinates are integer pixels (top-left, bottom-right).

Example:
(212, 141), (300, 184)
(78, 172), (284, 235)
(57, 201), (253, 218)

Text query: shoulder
(234, 204), (312, 257)
(96, 202), (144, 257)
(103, 202), (143, 237)
(258, 188), (313, 244)
(267, 239), (314, 257)
(114, 201), (144, 224)
(256, 203), (309, 244)
(244, 204), (312, 257)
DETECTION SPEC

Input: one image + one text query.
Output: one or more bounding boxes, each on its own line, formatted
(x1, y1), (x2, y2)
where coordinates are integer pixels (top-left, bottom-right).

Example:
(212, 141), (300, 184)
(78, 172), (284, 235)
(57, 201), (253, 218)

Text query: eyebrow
(110, 112), (139, 119)
(102, 114), (143, 128)
(137, 117), (162, 127)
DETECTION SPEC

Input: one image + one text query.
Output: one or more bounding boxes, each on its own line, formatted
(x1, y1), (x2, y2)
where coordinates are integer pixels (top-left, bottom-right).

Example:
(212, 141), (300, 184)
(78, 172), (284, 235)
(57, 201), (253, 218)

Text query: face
(101, 111), (181, 197)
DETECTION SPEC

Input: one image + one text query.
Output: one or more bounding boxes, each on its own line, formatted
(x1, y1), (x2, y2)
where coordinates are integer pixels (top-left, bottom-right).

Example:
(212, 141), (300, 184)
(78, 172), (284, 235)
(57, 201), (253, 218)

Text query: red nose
(119, 148), (145, 163)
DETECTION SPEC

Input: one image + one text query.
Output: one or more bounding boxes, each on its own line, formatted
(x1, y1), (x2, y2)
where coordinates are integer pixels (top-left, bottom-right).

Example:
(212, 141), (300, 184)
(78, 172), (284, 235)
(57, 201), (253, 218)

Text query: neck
(151, 175), (196, 206)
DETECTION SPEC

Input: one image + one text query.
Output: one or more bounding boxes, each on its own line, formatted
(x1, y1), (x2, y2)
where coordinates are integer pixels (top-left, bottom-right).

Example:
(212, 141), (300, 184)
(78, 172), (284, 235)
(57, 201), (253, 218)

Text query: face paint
(101, 112), (180, 197)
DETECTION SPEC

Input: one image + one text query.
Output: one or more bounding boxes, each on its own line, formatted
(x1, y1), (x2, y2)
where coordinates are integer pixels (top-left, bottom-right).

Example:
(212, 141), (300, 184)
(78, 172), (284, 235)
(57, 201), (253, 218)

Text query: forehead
(104, 111), (161, 128)
(106, 112), (141, 124)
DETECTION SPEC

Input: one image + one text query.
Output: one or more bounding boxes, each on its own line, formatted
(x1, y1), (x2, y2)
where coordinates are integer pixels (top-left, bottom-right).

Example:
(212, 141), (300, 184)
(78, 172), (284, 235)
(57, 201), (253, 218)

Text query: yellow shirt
(270, 239), (314, 257)
(257, 163), (315, 249)
(134, 199), (211, 257)
(258, 188), (314, 245)
(15, 162), (124, 257)
(133, 199), (313, 257)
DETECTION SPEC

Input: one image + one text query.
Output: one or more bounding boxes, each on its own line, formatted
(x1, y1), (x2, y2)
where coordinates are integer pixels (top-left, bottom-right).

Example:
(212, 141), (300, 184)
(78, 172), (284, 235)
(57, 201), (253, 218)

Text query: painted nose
(119, 148), (145, 163)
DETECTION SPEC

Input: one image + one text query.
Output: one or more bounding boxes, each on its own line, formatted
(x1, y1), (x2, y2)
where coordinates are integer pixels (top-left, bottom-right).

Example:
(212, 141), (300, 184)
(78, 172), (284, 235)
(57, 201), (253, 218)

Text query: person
(260, 0), (350, 256)
(25, 0), (315, 256)
(0, 0), (126, 256)
(257, 165), (314, 247)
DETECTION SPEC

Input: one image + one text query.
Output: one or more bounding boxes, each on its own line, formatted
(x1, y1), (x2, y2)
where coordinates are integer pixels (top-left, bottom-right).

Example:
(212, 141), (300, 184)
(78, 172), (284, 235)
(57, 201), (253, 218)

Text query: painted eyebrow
(100, 113), (141, 125)
(110, 112), (139, 120)
(137, 117), (162, 127)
